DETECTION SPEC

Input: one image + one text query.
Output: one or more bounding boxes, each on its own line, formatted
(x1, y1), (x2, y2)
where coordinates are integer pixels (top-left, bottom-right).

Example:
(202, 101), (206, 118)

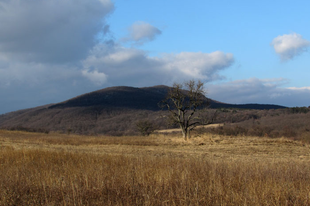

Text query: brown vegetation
(1, 130), (310, 205)
(205, 108), (310, 143)
(2, 107), (310, 141)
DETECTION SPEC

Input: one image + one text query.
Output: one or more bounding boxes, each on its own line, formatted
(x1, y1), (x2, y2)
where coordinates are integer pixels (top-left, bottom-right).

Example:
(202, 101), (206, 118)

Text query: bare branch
(159, 80), (208, 140)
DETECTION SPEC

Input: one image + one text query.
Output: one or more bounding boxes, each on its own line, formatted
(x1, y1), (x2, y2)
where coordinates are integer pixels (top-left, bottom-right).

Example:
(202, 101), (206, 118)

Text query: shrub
(136, 120), (155, 136)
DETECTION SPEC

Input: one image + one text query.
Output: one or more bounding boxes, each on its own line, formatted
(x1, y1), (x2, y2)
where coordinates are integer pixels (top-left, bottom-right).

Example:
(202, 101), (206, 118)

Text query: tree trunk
(181, 127), (187, 141)
(182, 128), (189, 141)
(187, 130), (191, 140)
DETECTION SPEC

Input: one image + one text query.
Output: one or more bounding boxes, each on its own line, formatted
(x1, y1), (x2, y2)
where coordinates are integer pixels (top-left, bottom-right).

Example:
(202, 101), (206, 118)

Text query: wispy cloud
(122, 22), (162, 45)
(271, 33), (310, 61)
(287, 87), (310, 91)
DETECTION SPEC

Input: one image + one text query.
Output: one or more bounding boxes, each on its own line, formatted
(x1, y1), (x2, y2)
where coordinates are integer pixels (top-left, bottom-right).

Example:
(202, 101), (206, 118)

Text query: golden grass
(1, 130), (310, 205)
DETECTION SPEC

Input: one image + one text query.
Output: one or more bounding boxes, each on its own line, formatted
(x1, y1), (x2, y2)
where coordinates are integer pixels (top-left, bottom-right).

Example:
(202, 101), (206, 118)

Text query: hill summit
(50, 85), (171, 110)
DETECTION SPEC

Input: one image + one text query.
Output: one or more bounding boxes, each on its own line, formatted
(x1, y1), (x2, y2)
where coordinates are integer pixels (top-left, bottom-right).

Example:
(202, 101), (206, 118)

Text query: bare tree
(159, 80), (208, 140)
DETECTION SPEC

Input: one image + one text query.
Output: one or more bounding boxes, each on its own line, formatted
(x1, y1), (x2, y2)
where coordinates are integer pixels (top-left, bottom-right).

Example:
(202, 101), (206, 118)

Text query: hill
(0, 85), (286, 135)
(49, 85), (285, 110)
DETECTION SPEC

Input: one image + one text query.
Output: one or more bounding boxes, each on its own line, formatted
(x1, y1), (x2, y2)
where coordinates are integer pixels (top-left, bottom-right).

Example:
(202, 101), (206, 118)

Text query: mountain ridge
(49, 85), (285, 110)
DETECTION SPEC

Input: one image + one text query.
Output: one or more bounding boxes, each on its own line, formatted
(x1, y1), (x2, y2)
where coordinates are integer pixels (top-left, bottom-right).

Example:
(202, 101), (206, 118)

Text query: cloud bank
(271, 33), (310, 61)
(207, 78), (310, 107)
(0, 0), (114, 63)
(0, 0), (115, 114)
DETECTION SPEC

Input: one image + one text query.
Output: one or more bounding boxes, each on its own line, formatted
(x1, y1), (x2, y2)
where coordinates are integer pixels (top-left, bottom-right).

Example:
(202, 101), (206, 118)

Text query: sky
(1, 0), (310, 114)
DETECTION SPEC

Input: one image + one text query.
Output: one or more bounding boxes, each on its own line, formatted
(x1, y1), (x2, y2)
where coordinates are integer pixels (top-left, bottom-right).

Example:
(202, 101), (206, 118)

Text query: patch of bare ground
(1, 130), (310, 205)
(156, 123), (224, 134)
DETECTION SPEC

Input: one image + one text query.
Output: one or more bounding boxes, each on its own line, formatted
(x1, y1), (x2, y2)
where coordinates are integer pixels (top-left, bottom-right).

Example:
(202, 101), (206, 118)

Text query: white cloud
(207, 78), (310, 107)
(122, 22), (162, 45)
(159, 51), (234, 81)
(82, 43), (234, 86)
(271, 33), (310, 61)
(0, 0), (114, 63)
(82, 69), (108, 86)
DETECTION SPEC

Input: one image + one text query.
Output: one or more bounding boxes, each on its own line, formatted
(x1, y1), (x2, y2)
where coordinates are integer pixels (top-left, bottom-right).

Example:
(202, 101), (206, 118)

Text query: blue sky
(0, 0), (310, 114)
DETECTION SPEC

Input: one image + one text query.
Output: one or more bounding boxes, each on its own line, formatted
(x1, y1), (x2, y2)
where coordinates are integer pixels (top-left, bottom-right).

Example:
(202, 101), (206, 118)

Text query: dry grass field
(1, 130), (310, 205)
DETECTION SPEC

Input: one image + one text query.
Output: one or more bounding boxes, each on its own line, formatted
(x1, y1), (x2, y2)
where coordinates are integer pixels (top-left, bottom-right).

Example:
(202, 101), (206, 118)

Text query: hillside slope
(0, 85), (286, 135)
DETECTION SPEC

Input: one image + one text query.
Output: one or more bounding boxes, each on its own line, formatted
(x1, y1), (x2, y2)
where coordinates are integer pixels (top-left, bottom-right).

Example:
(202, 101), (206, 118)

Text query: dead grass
(1, 130), (310, 205)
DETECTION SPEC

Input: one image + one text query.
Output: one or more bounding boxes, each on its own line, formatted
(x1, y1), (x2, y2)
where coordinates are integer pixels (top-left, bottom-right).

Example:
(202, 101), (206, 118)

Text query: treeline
(202, 108), (310, 143)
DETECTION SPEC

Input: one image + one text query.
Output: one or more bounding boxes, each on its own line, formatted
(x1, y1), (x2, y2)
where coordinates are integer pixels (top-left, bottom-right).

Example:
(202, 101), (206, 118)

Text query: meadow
(1, 130), (310, 205)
